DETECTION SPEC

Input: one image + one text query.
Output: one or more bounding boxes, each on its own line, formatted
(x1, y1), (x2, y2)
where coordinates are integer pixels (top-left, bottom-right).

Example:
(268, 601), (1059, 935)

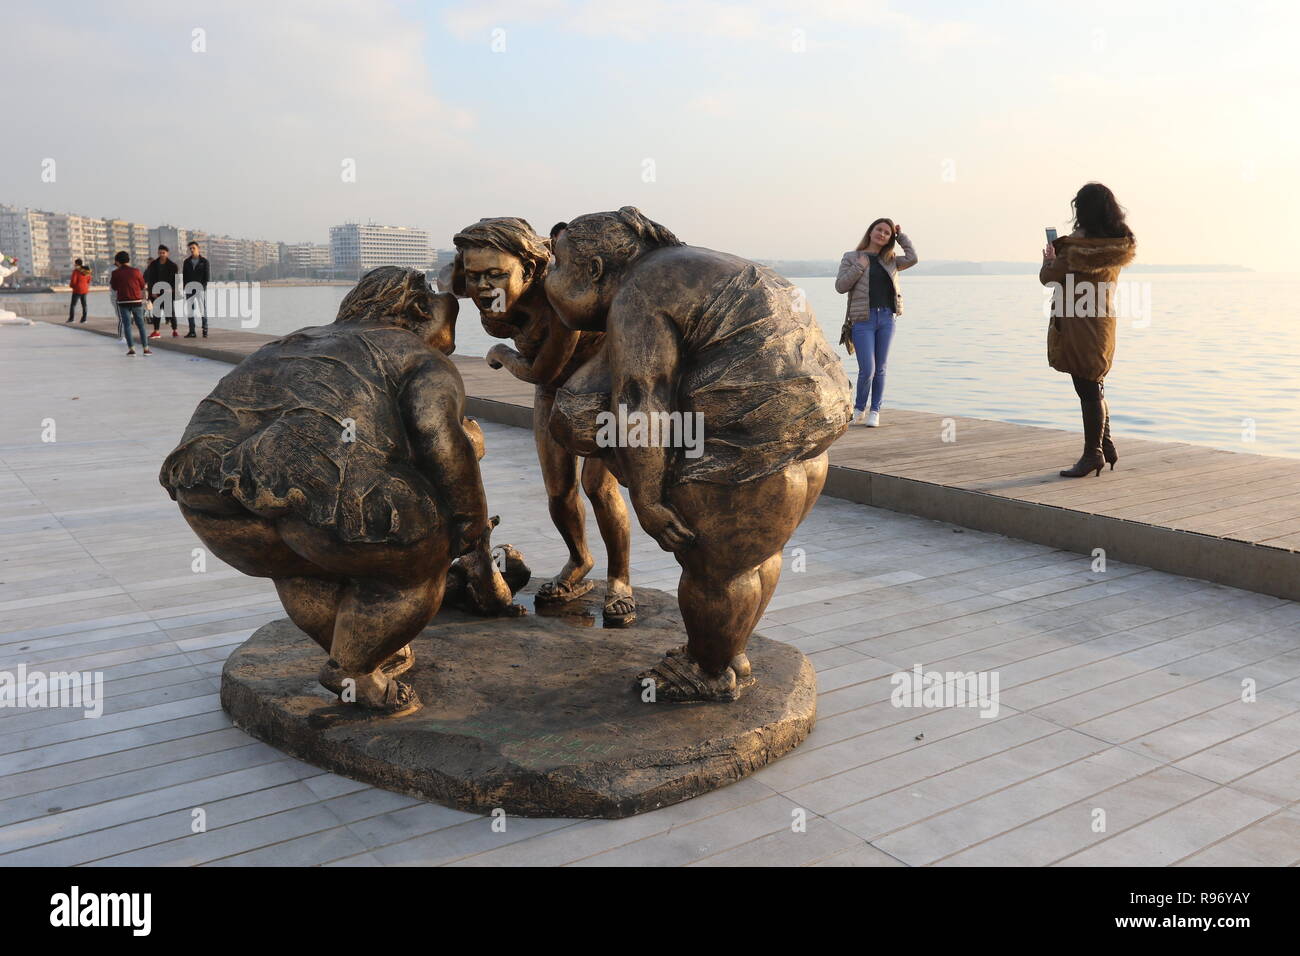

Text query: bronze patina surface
(160, 267), (515, 717)
(452, 217), (635, 625)
(220, 584), (816, 818)
(545, 208), (852, 702)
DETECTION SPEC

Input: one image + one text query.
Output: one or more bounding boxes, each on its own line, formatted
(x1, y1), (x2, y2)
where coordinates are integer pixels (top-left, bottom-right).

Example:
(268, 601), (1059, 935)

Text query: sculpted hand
(486, 344), (514, 370)
(638, 502), (695, 552)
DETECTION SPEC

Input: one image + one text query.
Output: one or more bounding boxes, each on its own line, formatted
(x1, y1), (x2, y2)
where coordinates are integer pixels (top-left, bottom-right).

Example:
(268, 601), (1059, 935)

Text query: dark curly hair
(1072, 183), (1134, 240)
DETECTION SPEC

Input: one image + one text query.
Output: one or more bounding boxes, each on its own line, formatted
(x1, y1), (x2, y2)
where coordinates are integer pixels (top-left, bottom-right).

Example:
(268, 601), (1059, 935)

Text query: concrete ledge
(825, 468), (1300, 602)
(464, 395), (534, 431)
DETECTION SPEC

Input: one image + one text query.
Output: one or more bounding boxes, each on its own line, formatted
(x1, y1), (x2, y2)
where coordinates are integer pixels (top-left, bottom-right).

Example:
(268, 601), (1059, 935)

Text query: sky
(3, 0), (1298, 269)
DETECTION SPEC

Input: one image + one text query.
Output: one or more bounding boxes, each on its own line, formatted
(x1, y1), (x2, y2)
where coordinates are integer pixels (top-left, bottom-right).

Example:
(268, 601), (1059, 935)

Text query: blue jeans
(118, 303), (147, 349)
(851, 307), (896, 412)
(185, 291), (207, 332)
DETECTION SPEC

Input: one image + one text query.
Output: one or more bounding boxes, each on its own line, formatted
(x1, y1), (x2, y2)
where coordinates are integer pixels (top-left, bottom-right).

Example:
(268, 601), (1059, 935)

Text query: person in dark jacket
(1039, 183), (1137, 478)
(182, 240), (211, 337)
(143, 245), (180, 338)
(66, 259), (92, 323)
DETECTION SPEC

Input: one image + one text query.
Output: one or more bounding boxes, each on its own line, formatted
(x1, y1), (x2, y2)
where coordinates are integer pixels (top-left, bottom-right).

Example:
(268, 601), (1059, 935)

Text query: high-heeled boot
(1100, 399), (1117, 470)
(1060, 399), (1106, 477)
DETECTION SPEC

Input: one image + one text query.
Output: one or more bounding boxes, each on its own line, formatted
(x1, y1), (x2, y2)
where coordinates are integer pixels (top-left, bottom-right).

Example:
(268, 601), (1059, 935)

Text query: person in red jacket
(66, 259), (92, 323)
(109, 251), (152, 356)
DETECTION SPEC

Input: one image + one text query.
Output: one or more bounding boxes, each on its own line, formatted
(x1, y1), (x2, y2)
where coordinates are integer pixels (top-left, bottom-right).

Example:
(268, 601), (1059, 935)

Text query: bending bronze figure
(545, 208), (852, 701)
(452, 217), (636, 625)
(160, 268), (488, 716)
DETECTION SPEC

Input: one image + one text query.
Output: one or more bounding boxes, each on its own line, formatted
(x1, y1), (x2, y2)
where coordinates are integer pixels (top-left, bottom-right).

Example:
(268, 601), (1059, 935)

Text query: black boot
(1061, 399), (1106, 477)
(1100, 399), (1117, 469)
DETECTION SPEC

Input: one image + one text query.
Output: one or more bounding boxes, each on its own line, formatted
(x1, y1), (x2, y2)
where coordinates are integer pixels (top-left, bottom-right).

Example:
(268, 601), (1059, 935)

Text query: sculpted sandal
(361, 679), (421, 717)
(317, 645), (414, 695)
(535, 577), (596, 604)
(602, 587), (637, 628)
(635, 645), (754, 703)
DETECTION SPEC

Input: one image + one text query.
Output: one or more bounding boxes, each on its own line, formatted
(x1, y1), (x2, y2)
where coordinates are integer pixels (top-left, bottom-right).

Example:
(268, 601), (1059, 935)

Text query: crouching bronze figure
(160, 267), (492, 716)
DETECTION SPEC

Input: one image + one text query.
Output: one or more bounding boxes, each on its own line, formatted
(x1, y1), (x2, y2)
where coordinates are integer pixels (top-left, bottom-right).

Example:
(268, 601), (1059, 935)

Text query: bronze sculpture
(159, 267), (493, 716)
(452, 217), (636, 625)
(545, 208), (852, 701)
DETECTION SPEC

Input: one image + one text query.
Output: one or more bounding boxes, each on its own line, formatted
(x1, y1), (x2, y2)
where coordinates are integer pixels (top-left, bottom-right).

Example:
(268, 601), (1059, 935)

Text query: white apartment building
(104, 218), (151, 268)
(329, 222), (432, 274)
(0, 205), (52, 278)
(280, 242), (331, 275)
(46, 212), (108, 274)
(148, 224), (190, 258)
(202, 235), (280, 278)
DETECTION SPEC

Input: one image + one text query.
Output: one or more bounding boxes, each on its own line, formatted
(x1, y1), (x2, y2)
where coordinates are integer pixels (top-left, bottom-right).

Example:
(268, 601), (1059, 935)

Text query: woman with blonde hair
(836, 218), (918, 426)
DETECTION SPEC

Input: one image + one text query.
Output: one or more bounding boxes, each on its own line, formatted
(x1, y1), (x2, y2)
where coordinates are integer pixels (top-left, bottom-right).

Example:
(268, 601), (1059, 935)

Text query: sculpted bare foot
(636, 645), (755, 703)
(536, 556), (596, 603)
(730, 652), (751, 680)
(602, 578), (636, 628)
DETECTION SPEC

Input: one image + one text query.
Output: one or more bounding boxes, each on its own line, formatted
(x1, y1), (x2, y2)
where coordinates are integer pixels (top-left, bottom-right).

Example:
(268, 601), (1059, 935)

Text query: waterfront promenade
(2, 319), (1297, 866)
(34, 309), (1300, 603)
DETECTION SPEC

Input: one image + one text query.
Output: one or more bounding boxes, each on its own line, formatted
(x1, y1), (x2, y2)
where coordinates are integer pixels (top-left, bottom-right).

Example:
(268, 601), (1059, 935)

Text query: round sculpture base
(220, 584), (816, 818)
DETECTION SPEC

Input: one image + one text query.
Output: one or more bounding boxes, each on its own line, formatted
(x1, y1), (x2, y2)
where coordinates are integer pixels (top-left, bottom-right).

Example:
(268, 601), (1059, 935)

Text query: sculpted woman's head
(452, 217), (551, 319)
(336, 266), (458, 354)
(546, 206), (682, 331)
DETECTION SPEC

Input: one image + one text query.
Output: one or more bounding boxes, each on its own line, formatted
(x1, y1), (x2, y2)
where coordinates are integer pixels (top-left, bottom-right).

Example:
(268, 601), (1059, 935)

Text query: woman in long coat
(1039, 183), (1137, 477)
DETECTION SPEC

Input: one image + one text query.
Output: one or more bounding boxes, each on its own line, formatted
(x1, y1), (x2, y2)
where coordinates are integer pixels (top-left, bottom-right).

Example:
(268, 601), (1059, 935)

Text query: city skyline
(0, 199), (448, 280)
(4, 1), (1298, 273)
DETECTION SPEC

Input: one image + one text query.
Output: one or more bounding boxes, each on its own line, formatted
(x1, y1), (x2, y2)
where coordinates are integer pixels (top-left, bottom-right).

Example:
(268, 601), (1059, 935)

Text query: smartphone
(1045, 227), (1058, 243)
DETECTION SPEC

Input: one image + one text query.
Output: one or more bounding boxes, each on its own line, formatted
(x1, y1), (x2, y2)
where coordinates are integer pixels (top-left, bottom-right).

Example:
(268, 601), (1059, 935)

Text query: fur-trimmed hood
(1056, 235), (1136, 272)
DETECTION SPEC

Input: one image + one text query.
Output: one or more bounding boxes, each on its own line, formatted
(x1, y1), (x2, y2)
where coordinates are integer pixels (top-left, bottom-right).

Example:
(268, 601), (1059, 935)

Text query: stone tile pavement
(1, 322), (1296, 866)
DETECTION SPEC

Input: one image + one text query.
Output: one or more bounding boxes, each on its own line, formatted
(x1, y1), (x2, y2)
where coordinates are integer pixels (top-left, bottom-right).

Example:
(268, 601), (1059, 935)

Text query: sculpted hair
(550, 206), (682, 272)
(335, 266), (435, 330)
(855, 218), (897, 258)
(451, 217), (551, 297)
(1072, 183), (1134, 240)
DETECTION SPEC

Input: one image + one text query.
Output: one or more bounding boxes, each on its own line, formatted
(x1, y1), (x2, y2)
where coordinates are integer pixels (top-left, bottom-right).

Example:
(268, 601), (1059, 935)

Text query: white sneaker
(867, 410), (880, 427)
(852, 410), (867, 425)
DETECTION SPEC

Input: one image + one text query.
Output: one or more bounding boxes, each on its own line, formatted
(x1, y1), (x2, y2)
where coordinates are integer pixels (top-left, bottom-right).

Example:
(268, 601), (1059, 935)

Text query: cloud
(1, 0), (472, 238)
